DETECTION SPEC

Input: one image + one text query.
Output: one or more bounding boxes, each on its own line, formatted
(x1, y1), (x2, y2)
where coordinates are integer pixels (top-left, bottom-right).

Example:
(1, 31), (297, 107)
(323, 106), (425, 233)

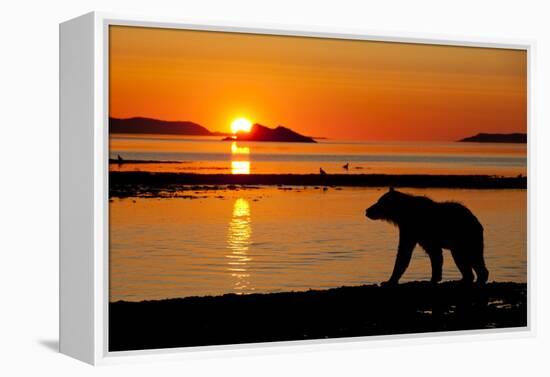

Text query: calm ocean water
(109, 134), (527, 301)
(109, 134), (527, 176)
(110, 187), (527, 302)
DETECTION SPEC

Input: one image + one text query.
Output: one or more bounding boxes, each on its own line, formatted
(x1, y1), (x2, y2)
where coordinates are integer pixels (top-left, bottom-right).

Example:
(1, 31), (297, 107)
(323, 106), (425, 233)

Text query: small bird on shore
(320, 168), (327, 175)
(117, 154), (124, 163)
(343, 163), (349, 170)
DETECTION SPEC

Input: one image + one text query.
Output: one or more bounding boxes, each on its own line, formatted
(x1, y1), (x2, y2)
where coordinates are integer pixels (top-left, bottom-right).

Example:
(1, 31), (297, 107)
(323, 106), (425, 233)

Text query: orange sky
(109, 25), (527, 141)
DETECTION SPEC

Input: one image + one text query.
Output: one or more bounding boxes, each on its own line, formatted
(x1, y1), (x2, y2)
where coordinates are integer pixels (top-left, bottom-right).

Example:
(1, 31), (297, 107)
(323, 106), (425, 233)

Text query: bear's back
(416, 200), (483, 249)
(436, 201), (482, 229)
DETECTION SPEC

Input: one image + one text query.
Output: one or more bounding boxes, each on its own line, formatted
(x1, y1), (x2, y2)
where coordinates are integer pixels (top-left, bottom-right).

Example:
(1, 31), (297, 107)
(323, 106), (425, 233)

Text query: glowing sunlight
(230, 117), (252, 134)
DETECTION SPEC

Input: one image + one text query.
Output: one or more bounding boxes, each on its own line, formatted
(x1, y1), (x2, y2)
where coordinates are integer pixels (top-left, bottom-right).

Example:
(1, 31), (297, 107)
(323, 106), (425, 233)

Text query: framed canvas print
(60, 12), (532, 365)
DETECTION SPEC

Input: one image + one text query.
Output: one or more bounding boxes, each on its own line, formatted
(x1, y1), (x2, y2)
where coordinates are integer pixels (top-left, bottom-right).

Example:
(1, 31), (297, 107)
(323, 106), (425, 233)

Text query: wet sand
(110, 172), (526, 198)
(109, 281), (527, 351)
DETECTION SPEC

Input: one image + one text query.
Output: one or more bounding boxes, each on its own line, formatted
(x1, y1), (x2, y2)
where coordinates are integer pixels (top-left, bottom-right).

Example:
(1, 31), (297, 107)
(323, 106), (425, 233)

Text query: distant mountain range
(110, 117), (220, 136)
(458, 133), (527, 143)
(110, 117), (316, 143)
(222, 123), (316, 143)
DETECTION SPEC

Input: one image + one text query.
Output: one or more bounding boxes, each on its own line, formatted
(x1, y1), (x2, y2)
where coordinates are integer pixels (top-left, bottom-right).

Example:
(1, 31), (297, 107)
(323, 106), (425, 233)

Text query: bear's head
(365, 187), (404, 222)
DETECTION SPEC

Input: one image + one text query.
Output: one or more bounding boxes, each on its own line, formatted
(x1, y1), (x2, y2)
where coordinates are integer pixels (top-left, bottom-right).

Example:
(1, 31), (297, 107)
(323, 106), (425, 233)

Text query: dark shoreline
(109, 281), (527, 352)
(109, 159), (181, 164)
(109, 172), (526, 198)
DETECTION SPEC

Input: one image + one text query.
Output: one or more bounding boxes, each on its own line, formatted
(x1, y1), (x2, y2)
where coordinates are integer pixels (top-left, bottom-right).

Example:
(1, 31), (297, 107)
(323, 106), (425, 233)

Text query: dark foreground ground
(109, 172), (526, 198)
(109, 281), (527, 351)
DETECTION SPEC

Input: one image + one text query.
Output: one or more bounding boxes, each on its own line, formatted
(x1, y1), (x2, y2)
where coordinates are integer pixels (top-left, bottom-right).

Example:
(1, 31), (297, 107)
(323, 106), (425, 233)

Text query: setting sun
(231, 117), (252, 134)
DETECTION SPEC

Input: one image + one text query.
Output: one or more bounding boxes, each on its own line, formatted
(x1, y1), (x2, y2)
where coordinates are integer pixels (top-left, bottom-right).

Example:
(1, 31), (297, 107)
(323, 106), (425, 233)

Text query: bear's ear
(388, 187), (395, 192)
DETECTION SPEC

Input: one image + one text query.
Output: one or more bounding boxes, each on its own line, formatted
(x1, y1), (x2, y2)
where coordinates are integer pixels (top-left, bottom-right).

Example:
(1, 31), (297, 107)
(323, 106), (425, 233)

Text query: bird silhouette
(117, 154), (124, 163)
(343, 163), (349, 170)
(320, 168), (327, 175)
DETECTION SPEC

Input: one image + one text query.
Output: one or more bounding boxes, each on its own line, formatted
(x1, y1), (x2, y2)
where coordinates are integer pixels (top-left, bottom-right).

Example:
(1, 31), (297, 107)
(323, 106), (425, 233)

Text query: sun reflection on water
(227, 198), (253, 293)
(231, 142), (250, 155)
(230, 142), (250, 174)
(231, 161), (250, 174)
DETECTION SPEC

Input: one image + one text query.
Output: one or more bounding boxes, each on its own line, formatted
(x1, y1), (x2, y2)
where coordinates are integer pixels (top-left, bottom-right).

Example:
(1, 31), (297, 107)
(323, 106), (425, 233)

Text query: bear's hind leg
(450, 248), (474, 284)
(472, 253), (489, 285)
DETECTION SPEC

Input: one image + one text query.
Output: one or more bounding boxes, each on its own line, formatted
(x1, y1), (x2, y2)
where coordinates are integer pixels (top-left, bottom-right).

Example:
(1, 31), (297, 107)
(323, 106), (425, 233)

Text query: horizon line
(108, 115), (527, 143)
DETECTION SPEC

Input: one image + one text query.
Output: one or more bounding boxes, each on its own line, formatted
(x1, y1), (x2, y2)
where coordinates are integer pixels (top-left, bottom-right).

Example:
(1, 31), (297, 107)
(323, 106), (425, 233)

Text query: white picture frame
(59, 11), (534, 365)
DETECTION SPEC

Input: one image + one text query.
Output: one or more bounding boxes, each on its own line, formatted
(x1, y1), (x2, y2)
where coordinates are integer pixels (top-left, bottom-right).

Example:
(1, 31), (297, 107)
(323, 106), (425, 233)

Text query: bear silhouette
(365, 188), (488, 286)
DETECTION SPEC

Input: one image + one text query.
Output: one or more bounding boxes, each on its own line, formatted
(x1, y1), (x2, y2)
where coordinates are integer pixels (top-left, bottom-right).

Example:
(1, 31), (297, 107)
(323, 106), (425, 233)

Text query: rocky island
(223, 123), (316, 143)
(459, 133), (527, 143)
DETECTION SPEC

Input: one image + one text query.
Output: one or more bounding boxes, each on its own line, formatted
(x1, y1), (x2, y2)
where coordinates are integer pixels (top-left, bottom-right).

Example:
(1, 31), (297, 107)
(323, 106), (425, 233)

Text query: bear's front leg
(382, 231), (416, 286)
(427, 248), (443, 284)
(380, 279), (398, 287)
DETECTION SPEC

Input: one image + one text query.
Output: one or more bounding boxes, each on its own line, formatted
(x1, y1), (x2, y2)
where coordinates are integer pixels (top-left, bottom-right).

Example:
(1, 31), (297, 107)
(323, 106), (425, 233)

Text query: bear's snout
(365, 205), (379, 220)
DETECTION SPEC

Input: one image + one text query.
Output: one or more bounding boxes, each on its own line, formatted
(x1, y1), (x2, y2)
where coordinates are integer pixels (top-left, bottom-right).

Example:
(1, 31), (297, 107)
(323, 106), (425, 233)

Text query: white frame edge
(59, 12), (96, 364)
(59, 11), (535, 365)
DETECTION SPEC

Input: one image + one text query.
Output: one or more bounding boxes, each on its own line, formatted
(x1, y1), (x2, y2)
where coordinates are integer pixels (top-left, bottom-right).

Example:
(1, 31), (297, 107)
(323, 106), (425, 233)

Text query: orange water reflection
(231, 161), (250, 174)
(231, 142), (250, 155)
(227, 198), (253, 293)
(109, 187), (526, 301)
(230, 141), (250, 174)
(109, 135), (526, 176)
